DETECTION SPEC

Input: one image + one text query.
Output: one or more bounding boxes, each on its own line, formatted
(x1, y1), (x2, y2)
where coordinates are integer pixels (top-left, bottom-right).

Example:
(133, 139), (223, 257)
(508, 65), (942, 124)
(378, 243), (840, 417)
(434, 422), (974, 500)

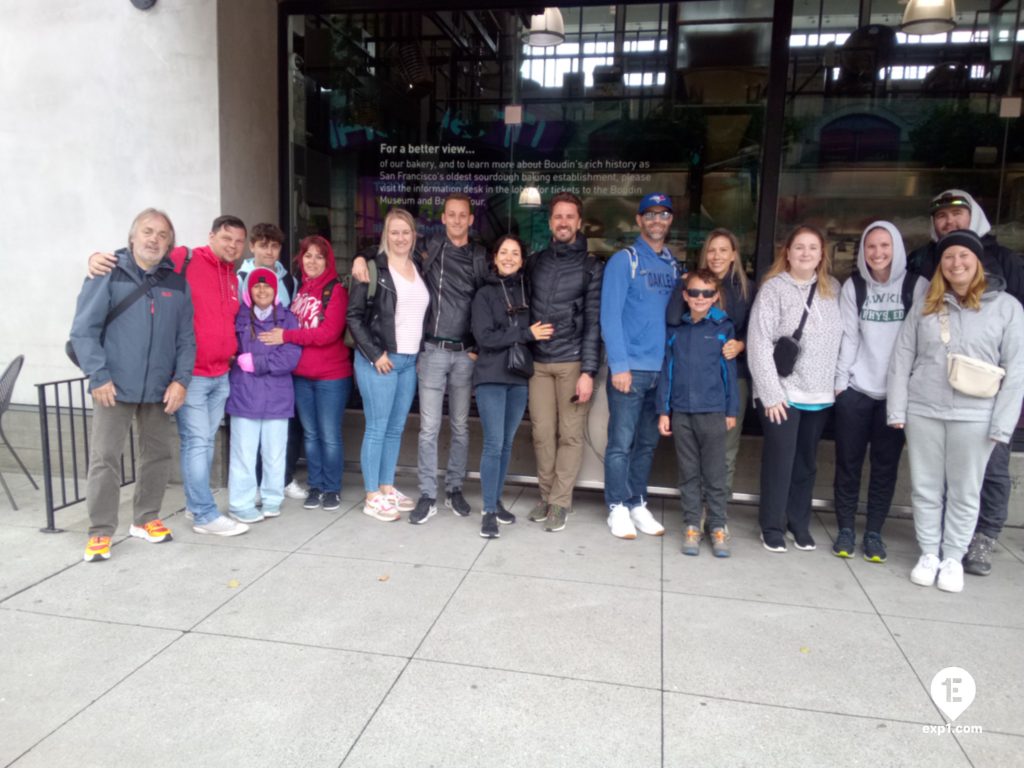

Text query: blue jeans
(229, 417), (288, 514)
(475, 383), (529, 513)
(176, 373), (230, 524)
(293, 376), (352, 494)
(603, 370), (661, 508)
(356, 352), (418, 491)
(416, 343), (475, 497)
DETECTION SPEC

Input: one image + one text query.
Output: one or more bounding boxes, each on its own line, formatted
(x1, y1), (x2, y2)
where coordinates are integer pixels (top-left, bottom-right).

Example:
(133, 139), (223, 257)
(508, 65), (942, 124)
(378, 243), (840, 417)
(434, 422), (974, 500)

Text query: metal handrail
(36, 376), (135, 533)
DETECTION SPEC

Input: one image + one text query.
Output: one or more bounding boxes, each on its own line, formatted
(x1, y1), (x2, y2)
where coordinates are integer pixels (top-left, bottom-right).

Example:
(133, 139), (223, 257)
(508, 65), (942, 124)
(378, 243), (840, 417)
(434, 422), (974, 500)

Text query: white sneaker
(363, 495), (401, 522)
(607, 503), (637, 539)
(936, 558), (964, 593)
(283, 480), (306, 500)
(910, 553), (941, 586)
(193, 515), (249, 537)
(629, 503), (664, 536)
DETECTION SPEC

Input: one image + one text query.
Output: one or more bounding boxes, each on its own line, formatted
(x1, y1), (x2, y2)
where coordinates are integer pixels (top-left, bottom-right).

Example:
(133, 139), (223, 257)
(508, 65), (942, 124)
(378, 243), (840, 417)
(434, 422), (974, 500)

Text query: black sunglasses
(685, 288), (717, 298)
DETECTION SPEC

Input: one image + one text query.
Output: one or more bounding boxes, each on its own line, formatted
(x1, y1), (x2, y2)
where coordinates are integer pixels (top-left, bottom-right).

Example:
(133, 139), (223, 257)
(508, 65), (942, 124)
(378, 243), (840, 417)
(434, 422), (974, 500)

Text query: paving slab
(958, 731), (1024, 768)
(661, 511), (875, 613)
(0, 608), (179, 766)
(2, 539), (286, 630)
(13, 633), (404, 768)
(196, 552), (465, 657)
(852, 550), (1024, 629)
(663, 691), (970, 768)
(300, 500), (488, 570)
(417, 571), (662, 688)
(663, 592), (935, 722)
(886, 615), (1024, 735)
(343, 659), (661, 768)
(474, 496), (666, 591)
(0, 524), (101, 601)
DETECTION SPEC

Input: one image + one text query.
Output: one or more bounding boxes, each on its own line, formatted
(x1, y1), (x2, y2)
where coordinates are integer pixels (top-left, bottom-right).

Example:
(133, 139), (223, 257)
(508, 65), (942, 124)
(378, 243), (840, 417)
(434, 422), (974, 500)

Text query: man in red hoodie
(88, 216), (250, 536)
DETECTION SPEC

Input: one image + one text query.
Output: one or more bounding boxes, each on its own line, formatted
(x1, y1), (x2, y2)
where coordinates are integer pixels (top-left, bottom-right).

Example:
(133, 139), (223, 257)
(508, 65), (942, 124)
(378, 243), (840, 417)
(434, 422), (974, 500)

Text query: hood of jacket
(682, 305), (729, 326)
(856, 220), (907, 288)
(930, 189), (992, 241)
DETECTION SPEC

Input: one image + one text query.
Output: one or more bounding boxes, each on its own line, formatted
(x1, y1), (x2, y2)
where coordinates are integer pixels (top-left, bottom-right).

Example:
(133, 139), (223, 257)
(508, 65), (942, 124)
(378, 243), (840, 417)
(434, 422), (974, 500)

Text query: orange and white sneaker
(83, 536), (112, 562)
(129, 519), (173, 543)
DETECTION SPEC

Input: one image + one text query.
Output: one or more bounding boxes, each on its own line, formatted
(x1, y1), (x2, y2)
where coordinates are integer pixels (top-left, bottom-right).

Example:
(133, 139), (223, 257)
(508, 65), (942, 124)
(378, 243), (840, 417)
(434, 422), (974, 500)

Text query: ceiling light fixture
(527, 8), (566, 48)
(901, 0), (956, 35)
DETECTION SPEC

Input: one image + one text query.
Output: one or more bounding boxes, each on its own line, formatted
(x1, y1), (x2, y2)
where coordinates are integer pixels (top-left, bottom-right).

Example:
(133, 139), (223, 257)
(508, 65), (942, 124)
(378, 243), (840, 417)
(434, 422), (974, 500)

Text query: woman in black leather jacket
(470, 235), (553, 538)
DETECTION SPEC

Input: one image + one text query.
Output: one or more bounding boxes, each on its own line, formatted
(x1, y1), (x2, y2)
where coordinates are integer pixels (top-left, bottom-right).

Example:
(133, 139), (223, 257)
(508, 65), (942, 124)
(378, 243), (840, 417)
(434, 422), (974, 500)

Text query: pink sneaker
(363, 495), (400, 522)
(387, 489), (416, 512)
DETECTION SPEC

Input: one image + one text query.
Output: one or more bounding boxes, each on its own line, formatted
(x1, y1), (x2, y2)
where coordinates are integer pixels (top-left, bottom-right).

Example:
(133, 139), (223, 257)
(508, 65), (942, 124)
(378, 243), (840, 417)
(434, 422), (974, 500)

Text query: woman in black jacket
(471, 235), (553, 538)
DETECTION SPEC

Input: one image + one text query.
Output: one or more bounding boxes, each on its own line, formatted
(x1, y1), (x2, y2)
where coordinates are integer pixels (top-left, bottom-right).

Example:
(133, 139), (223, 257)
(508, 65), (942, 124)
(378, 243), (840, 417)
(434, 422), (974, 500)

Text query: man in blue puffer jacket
(70, 208), (195, 563)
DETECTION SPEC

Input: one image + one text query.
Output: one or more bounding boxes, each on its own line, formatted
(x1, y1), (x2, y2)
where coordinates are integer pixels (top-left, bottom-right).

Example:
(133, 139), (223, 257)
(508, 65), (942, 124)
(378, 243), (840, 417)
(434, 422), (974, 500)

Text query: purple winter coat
(226, 303), (301, 420)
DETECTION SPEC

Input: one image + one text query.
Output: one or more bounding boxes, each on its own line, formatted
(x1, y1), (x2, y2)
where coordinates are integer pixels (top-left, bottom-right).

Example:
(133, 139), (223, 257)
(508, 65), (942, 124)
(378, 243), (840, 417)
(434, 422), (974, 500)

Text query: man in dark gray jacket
(71, 208), (195, 563)
(524, 191), (603, 532)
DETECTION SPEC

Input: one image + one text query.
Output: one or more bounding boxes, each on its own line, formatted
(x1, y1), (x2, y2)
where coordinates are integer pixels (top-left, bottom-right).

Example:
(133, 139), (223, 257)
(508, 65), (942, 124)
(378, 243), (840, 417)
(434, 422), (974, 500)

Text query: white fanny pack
(940, 308), (1006, 398)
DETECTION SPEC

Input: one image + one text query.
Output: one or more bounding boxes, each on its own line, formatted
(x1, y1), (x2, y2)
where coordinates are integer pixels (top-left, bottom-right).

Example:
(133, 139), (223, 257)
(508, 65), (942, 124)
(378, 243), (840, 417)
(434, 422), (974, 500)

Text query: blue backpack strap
(625, 246), (639, 280)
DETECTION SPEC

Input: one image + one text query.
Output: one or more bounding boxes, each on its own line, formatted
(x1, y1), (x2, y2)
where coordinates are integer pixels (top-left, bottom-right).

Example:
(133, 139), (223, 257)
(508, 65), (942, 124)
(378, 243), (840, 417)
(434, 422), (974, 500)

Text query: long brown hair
(761, 224), (835, 299)
(698, 228), (750, 306)
(922, 251), (987, 315)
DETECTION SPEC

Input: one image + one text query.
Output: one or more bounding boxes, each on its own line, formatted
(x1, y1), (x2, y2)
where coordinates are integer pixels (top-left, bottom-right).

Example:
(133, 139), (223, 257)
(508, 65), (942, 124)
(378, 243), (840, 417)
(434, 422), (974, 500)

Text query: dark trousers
(671, 412), (728, 529)
(976, 441), (1011, 539)
(832, 388), (905, 533)
(757, 404), (831, 538)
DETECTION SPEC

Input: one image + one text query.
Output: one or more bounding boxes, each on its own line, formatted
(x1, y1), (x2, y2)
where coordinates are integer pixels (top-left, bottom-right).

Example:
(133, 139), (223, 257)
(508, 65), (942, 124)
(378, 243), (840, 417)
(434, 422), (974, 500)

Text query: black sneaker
(862, 531), (887, 563)
(962, 532), (994, 576)
(321, 492), (340, 511)
(787, 529), (816, 551)
(445, 489), (472, 517)
(304, 489), (323, 509)
(496, 501), (516, 525)
(480, 513), (500, 538)
(760, 531), (787, 552)
(832, 528), (856, 558)
(409, 496), (437, 525)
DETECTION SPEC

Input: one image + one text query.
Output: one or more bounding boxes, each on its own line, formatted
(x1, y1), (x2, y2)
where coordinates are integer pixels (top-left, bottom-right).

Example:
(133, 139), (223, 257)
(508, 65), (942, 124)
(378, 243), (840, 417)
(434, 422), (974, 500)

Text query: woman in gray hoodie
(832, 221), (915, 564)
(887, 230), (1024, 594)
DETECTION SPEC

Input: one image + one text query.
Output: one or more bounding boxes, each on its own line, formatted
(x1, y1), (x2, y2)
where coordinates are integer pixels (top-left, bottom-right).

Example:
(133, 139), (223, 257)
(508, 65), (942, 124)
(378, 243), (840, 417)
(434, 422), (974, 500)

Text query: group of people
(70, 188), (1023, 594)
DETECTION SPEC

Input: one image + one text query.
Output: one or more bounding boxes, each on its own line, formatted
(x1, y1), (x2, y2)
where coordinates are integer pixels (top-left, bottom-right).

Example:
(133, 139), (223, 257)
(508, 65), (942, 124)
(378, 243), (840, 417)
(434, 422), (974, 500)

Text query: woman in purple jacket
(226, 268), (302, 522)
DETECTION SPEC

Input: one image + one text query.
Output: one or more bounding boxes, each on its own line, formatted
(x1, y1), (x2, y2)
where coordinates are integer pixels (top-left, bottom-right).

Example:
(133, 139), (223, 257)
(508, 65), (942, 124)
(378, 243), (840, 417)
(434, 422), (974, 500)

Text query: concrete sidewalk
(0, 469), (1021, 767)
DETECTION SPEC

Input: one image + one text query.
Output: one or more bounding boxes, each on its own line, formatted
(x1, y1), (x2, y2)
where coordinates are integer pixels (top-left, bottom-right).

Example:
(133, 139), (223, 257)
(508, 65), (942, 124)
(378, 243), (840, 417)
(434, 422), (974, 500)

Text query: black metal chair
(0, 355), (38, 509)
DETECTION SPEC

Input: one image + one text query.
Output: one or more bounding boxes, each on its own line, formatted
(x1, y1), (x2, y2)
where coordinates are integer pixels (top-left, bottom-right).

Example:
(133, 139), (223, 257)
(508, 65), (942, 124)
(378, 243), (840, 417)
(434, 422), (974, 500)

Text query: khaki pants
(86, 401), (175, 537)
(528, 361), (589, 508)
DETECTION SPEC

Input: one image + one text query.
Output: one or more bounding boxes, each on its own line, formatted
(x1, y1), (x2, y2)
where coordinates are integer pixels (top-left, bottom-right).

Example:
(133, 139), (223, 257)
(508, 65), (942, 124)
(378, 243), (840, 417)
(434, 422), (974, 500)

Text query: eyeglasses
(641, 210), (672, 221)
(685, 288), (717, 299)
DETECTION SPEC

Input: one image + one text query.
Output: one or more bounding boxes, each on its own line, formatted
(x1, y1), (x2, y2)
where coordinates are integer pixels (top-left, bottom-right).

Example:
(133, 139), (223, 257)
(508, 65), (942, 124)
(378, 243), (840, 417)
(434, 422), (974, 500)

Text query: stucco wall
(0, 0), (280, 405)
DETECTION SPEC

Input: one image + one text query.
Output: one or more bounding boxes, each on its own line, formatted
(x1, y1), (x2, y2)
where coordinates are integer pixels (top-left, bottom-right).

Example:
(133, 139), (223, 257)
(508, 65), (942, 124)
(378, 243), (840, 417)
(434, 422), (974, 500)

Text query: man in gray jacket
(70, 208), (195, 563)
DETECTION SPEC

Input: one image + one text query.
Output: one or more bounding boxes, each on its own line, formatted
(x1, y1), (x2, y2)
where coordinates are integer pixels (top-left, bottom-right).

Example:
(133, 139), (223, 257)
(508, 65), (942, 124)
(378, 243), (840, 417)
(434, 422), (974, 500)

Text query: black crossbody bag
(772, 282), (816, 377)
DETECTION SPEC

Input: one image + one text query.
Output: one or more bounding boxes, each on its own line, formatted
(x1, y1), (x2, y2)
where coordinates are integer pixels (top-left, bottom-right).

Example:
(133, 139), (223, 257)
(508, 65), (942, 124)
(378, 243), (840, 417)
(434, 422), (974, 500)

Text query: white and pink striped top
(392, 265), (429, 354)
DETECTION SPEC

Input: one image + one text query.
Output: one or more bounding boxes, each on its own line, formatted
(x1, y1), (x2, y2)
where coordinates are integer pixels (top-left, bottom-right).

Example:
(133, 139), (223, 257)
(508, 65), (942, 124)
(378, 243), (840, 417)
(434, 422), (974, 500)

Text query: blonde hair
(922, 253), (987, 315)
(761, 224), (835, 299)
(698, 228), (751, 308)
(378, 208), (417, 259)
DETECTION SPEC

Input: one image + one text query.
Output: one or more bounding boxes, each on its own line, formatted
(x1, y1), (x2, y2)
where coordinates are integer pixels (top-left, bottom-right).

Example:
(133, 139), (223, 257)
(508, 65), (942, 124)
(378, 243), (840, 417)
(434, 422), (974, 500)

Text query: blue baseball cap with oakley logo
(638, 193), (673, 214)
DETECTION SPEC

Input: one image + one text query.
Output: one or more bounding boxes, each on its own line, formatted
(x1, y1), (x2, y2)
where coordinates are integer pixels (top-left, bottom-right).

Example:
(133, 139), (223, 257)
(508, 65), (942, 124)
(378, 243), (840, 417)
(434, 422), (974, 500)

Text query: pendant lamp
(901, 0), (956, 35)
(518, 187), (543, 207)
(527, 8), (565, 47)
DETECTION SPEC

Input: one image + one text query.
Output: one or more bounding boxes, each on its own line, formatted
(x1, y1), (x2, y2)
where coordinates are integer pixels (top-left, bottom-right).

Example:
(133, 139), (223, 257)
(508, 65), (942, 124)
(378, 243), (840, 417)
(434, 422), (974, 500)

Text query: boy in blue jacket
(657, 269), (739, 557)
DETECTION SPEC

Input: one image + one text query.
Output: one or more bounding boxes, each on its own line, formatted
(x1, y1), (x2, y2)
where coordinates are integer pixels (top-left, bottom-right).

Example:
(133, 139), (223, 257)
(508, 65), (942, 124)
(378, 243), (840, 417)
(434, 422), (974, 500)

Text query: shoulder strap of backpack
(852, 272), (867, 314)
(366, 260), (378, 302)
(900, 270), (915, 313)
(178, 247), (193, 277)
(318, 278), (339, 324)
(625, 246), (639, 280)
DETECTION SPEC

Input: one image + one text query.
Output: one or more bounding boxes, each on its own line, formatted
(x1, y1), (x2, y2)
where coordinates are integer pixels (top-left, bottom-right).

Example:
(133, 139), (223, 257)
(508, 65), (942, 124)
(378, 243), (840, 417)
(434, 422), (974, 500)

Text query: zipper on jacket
(140, 292), (155, 397)
(433, 242), (446, 337)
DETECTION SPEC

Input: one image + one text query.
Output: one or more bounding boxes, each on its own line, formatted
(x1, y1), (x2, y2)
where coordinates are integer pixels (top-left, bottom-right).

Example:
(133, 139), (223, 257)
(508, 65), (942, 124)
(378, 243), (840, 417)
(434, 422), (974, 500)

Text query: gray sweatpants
(904, 414), (995, 562)
(672, 412), (728, 529)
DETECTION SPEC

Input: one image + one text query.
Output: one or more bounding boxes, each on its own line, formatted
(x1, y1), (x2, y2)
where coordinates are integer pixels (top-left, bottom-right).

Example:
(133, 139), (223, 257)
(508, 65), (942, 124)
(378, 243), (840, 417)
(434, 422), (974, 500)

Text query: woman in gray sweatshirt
(887, 230), (1024, 594)
(748, 225), (843, 553)
(832, 221), (913, 564)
